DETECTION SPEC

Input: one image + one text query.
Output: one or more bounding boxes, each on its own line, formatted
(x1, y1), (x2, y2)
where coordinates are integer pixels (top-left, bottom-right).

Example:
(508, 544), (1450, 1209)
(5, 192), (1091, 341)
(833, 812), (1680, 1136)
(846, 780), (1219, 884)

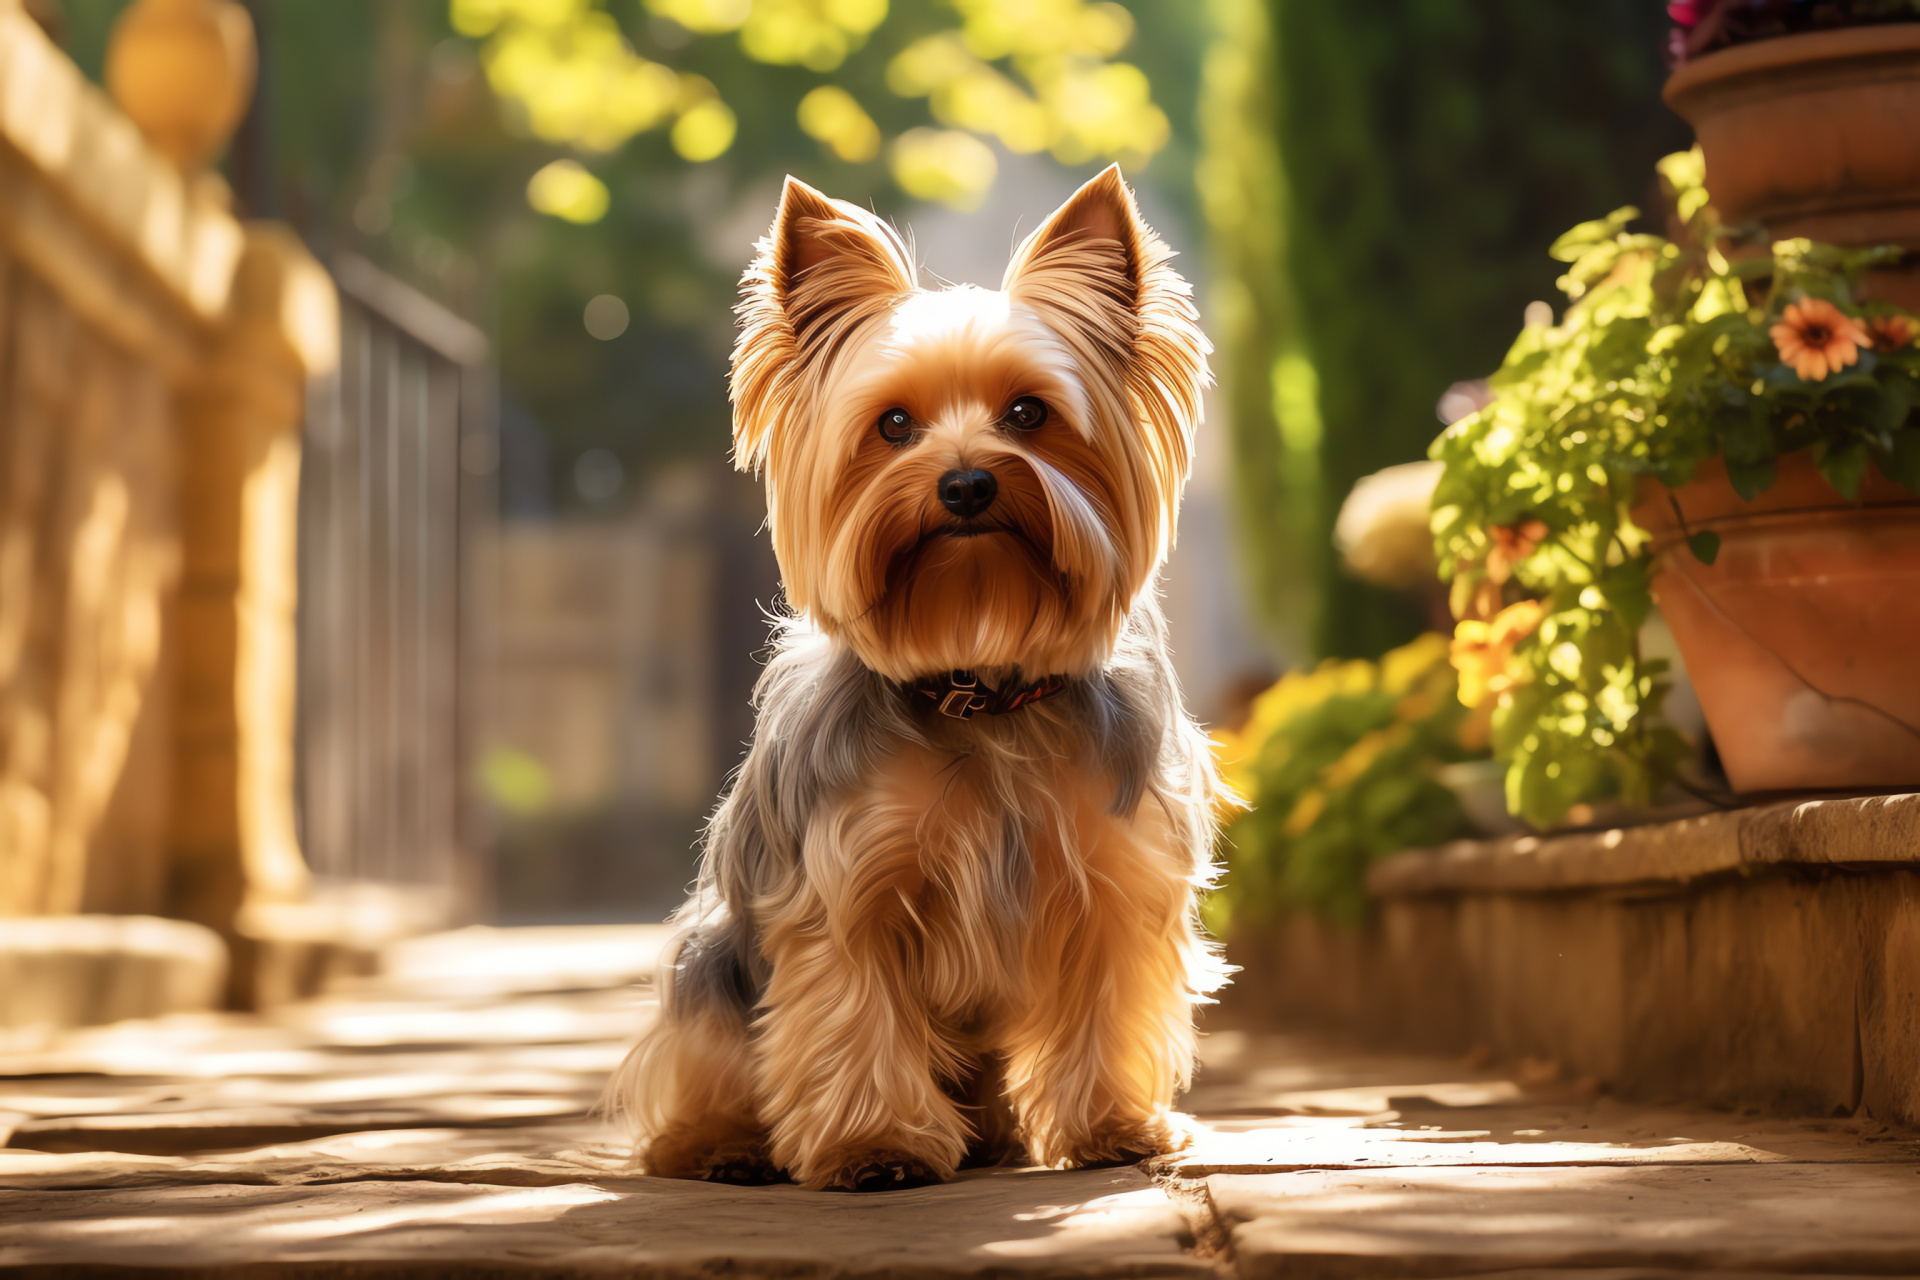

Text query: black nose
(938, 468), (997, 518)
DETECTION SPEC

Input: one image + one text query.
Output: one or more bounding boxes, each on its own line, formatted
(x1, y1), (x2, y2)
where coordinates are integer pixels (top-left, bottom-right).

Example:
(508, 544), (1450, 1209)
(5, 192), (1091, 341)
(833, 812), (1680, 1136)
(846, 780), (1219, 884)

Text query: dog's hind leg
(605, 914), (782, 1184)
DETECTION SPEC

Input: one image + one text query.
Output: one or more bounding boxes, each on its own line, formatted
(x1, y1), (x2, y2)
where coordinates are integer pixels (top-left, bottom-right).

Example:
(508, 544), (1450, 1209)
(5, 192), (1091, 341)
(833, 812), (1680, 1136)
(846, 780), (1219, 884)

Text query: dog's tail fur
(601, 896), (762, 1171)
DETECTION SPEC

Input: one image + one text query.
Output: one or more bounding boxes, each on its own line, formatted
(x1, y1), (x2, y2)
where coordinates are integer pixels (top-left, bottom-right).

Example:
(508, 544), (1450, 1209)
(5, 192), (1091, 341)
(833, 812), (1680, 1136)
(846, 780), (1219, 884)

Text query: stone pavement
(2, 925), (1918, 1278)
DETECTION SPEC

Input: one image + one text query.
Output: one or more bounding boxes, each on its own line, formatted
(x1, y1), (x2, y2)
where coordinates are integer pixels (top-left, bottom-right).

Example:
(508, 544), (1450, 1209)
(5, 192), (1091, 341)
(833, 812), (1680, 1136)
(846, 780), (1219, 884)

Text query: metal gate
(295, 254), (491, 920)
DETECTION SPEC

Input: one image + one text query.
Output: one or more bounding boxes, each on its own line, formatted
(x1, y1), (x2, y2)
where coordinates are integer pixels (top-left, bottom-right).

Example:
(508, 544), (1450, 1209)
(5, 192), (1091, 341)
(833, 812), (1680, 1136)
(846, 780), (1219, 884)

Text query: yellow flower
(1451, 600), (1544, 709)
(1770, 298), (1870, 381)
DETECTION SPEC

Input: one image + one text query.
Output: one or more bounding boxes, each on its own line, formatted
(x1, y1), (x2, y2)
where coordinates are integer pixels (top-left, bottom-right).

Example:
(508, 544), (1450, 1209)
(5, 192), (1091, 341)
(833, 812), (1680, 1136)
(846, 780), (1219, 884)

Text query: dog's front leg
(1004, 797), (1209, 1168)
(751, 800), (971, 1191)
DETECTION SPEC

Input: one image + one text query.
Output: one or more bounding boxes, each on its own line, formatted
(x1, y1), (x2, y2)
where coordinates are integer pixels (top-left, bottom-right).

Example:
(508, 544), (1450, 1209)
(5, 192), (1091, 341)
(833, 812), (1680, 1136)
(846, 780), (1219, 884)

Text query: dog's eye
(877, 407), (915, 445)
(1004, 397), (1048, 432)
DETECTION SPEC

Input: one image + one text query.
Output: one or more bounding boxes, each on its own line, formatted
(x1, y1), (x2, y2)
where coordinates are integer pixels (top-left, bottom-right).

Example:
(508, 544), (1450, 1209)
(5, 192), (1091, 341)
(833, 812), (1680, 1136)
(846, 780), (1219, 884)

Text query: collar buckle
(937, 688), (983, 718)
(914, 668), (1065, 720)
(937, 670), (983, 719)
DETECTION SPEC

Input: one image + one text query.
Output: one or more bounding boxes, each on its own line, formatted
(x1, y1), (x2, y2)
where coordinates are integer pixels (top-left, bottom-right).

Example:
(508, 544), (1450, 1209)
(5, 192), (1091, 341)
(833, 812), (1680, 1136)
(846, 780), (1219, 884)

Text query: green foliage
(448, 0), (1178, 211)
(1211, 632), (1477, 928)
(1193, 0), (1317, 654)
(1228, 0), (1687, 662)
(1431, 149), (1920, 828)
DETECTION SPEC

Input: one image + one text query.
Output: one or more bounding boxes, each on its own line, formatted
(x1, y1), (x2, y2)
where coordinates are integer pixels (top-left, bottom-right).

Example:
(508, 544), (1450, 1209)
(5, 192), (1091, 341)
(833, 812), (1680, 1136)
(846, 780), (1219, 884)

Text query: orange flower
(1486, 517), (1549, 584)
(1770, 298), (1870, 381)
(1867, 313), (1917, 352)
(1450, 600), (1545, 709)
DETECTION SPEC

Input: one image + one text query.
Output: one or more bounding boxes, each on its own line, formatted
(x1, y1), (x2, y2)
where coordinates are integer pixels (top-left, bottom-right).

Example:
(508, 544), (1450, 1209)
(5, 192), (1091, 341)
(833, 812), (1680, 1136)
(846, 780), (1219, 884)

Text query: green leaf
(1816, 439), (1870, 499)
(1879, 374), (1916, 437)
(1764, 362), (1810, 391)
(1598, 560), (1654, 632)
(1726, 457), (1777, 500)
(1722, 397), (1773, 464)
(1886, 430), (1920, 493)
(1511, 745), (1602, 831)
(1548, 208), (1638, 262)
(1687, 530), (1721, 565)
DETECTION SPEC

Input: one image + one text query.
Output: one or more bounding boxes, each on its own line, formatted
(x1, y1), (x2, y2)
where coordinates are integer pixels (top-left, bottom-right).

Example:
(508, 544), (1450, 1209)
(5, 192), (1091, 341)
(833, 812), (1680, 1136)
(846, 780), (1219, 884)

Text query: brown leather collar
(910, 669), (1071, 720)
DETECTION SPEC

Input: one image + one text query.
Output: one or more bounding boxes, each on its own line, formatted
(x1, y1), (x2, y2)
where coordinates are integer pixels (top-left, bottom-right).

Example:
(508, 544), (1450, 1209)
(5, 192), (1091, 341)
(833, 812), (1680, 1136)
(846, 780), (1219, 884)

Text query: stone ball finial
(105, 0), (257, 172)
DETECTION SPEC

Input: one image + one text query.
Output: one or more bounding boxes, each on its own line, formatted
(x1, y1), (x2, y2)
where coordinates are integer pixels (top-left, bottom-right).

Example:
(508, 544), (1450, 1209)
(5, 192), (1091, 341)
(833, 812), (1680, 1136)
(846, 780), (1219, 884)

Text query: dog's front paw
(1051, 1111), (1194, 1169)
(820, 1152), (943, 1193)
(642, 1127), (786, 1185)
(694, 1139), (788, 1186)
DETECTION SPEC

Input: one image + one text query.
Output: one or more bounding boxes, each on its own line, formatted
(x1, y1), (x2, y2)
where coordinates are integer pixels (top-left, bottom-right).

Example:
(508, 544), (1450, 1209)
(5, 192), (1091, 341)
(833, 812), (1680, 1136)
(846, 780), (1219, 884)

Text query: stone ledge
(1369, 791), (1920, 896)
(1237, 788), (1920, 1127)
(0, 916), (226, 1031)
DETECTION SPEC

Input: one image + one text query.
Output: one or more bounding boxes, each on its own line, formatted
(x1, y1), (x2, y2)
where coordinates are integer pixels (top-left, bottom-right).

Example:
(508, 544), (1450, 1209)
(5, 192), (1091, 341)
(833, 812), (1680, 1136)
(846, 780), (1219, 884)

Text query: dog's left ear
(732, 177), (916, 473)
(1004, 166), (1210, 515)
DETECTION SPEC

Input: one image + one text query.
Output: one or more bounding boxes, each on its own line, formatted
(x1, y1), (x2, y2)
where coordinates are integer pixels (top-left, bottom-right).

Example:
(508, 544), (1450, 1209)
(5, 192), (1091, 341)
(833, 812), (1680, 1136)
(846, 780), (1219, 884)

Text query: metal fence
(295, 255), (492, 920)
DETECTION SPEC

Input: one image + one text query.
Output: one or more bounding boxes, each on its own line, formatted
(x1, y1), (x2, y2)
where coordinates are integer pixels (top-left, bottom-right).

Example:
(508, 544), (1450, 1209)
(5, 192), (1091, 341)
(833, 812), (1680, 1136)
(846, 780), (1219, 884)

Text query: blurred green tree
(1199, 0), (1690, 661)
(59, 0), (1202, 518)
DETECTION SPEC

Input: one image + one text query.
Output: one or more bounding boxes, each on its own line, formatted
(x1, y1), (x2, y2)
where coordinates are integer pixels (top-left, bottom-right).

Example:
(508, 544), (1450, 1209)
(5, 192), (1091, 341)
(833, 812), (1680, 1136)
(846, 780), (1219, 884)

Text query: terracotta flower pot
(1664, 25), (1920, 308)
(1632, 454), (1920, 793)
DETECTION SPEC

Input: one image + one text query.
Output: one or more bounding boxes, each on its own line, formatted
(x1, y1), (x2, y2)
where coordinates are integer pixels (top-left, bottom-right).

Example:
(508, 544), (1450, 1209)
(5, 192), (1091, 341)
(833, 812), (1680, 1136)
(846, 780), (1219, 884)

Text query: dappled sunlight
(980, 1185), (1186, 1258)
(284, 995), (641, 1049)
(245, 1184), (625, 1243)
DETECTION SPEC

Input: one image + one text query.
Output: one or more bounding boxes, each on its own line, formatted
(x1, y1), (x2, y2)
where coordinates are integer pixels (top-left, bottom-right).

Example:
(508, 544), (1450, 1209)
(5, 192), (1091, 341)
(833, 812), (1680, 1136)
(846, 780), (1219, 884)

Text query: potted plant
(1431, 149), (1920, 828)
(1664, 1), (1920, 305)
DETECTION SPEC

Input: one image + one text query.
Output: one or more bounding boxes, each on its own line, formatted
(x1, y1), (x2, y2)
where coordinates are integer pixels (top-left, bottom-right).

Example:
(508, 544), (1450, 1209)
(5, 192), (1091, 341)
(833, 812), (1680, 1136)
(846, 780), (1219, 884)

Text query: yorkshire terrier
(608, 165), (1226, 1191)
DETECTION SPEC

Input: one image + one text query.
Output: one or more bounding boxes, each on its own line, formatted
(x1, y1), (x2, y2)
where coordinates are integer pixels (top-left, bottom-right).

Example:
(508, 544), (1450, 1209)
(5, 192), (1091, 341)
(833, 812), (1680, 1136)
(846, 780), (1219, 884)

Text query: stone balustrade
(0, 0), (334, 1013)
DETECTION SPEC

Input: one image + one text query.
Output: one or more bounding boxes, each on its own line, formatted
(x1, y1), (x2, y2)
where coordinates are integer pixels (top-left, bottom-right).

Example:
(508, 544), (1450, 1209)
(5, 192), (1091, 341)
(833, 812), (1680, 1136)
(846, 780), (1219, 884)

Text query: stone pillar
(100, 0), (337, 1005)
(170, 226), (335, 1003)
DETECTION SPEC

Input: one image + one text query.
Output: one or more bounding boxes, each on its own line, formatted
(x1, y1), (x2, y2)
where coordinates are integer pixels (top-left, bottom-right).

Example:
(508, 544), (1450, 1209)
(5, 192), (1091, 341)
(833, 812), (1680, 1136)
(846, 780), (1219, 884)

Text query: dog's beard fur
(607, 166), (1227, 1192)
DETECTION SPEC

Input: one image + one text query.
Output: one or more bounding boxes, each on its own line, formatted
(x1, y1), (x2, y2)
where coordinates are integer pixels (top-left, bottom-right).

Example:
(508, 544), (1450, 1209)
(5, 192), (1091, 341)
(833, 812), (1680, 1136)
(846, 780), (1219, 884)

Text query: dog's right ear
(732, 177), (916, 472)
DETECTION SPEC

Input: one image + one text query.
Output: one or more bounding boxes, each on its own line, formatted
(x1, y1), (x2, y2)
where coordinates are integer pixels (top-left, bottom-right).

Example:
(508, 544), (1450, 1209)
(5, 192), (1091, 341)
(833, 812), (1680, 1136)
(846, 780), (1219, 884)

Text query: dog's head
(730, 166), (1209, 683)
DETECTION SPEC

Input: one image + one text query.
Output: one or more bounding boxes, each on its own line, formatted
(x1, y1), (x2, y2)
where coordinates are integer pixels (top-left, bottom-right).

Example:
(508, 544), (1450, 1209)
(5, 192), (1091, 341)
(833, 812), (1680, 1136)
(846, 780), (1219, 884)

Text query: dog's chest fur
(705, 601), (1201, 1018)
(834, 714), (1162, 1025)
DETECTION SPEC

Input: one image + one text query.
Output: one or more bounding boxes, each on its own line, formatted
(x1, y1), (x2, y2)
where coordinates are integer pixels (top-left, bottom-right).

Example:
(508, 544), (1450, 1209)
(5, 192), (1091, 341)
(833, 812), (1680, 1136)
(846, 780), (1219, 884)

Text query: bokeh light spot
(671, 98), (738, 161)
(583, 294), (630, 339)
(885, 0), (1166, 172)
(890, 127), (997, 210)
(738, 0), (889, 71)
(573, 447), (625, 502)
(798, 86), (881, 163)
(646, 0), (751, 34)
(526, 159), (609, 222)
(479, 746), (552, 816)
